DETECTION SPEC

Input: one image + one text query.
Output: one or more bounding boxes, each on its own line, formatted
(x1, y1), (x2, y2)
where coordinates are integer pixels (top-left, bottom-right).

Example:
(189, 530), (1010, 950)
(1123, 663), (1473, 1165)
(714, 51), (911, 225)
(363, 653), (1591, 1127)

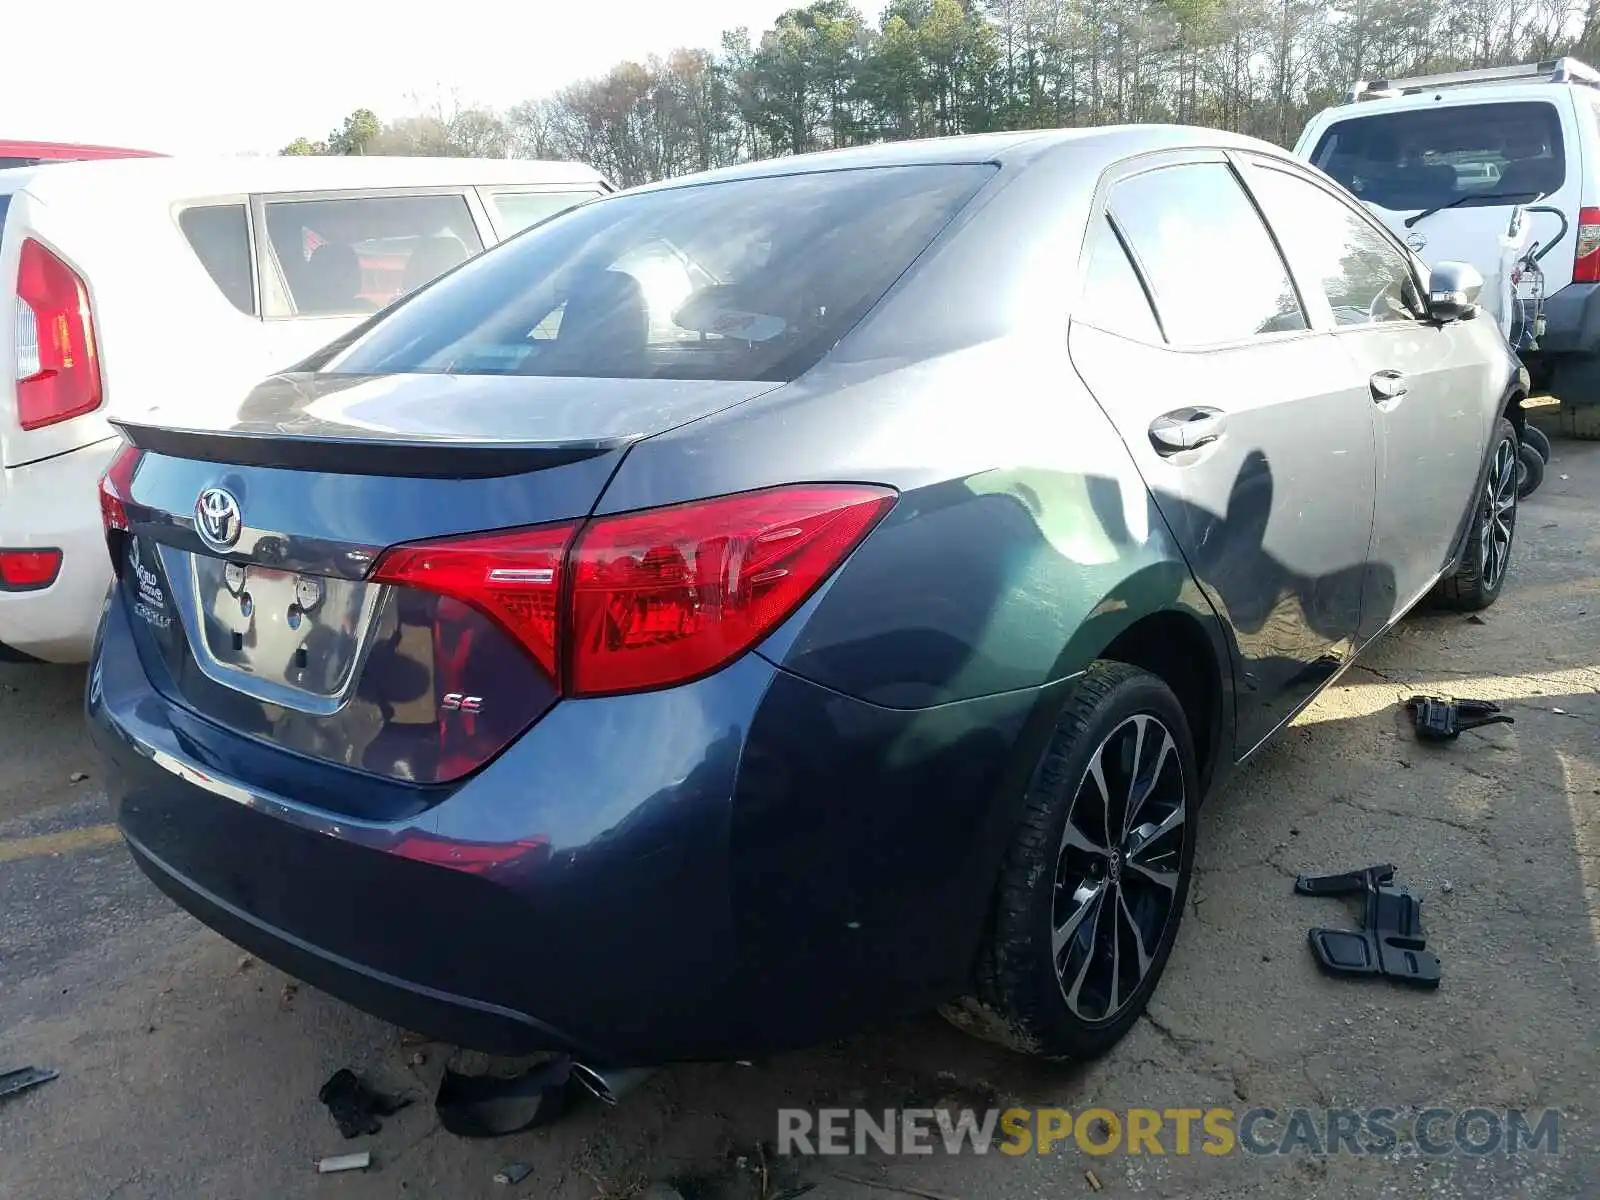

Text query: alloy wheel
(1479, 435), (1518, 591)
(1051, 713), (1187, 1023)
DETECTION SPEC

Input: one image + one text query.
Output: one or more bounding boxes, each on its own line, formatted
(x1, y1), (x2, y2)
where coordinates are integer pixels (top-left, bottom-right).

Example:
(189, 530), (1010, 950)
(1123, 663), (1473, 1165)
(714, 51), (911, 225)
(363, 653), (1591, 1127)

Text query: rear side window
(489, 189), (602, 234)
(320, 164), (992, 382)
(1247, 165), (1423, 326)
(0, 194), (10, 232)
(1309, 102), (1566, 211)
(178, 204), (256, 316)
(1077, 216), (1162, 342)
(1110, 163), (1306, 347)
(262, 193), (484, 317)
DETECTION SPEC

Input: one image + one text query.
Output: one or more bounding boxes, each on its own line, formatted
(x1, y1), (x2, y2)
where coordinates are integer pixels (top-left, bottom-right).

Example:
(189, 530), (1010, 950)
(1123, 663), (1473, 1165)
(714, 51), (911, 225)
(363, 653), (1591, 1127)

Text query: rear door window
(318, 164), (992, 382)
(1309, 101), (1566, 212)
(487, 189), (602, 235)
(1076, 216), (1163, 342)
(1246, 164), (1424, 326)
(178, 204), (256, 316)
(1109, 162), (1306, 347)
(262, 192), (484, 317)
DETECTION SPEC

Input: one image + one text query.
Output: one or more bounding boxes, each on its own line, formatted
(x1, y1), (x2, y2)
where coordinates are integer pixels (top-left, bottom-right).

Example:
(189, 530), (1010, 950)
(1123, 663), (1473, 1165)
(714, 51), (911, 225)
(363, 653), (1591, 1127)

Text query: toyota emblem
(195, 487), (243, 552)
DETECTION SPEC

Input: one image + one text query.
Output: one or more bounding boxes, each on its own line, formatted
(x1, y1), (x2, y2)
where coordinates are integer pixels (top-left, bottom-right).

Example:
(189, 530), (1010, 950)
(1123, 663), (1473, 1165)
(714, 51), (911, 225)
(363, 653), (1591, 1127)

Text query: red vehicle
(0, 140), (164, 170)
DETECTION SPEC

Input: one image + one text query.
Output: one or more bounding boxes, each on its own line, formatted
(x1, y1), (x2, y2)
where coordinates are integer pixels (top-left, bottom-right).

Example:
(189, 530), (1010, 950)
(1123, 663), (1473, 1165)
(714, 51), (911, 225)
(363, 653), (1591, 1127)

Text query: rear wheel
(952, 662), (1196, 1061)
(1433, 417), (1518, 612)
(1516, 441), (1545, 499)
(1521, 423), (1552, 463)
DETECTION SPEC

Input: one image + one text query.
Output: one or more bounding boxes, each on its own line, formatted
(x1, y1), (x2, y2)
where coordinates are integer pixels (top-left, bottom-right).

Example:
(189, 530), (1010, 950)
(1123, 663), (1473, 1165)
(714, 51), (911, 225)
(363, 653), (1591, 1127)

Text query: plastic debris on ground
(435, 1055), (574, 1138)
(0, 1066), (58, 1102)
(495, 1162), (534, 1185)
(1294, 863), (1441, 989)
(317, 1151), (373, 1174)
(1403, 694), (1513, 741)
(318, 1068), (412, 1138)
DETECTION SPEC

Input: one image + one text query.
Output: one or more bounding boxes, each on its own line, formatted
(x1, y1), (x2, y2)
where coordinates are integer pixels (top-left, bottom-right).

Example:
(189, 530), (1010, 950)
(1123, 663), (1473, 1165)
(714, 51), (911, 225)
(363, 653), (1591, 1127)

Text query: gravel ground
(0, 431), (1595, 1200)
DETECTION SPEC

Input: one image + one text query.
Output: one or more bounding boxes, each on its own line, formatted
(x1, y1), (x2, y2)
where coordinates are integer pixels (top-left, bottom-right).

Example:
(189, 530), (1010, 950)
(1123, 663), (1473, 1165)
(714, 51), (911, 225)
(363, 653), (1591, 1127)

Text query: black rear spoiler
(112, 421), (621, 480)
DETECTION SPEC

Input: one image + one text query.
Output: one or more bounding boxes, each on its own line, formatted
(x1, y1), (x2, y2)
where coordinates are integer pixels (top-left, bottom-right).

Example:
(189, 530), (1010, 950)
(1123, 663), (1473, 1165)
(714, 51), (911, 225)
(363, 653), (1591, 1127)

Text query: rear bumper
(88, 593), (1056, 1062)
(0, 438), (118, 662)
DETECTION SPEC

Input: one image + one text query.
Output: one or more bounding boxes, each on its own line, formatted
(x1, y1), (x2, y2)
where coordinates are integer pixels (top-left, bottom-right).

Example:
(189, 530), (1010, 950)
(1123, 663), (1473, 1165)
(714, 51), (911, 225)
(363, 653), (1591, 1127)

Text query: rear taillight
(1575, 207), (1600, 283)
(370, 484), (895, 698)
(371, 522), (575, 682)
(14, 238), (102, 430)
(97, 442), (143, 537)
(0, 548), (62, 591)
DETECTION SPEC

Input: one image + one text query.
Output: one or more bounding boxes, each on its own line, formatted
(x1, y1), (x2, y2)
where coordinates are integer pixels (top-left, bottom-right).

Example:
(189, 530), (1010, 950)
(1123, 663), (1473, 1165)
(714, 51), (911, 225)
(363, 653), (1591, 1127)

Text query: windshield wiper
(1404, 190), (1543, 228)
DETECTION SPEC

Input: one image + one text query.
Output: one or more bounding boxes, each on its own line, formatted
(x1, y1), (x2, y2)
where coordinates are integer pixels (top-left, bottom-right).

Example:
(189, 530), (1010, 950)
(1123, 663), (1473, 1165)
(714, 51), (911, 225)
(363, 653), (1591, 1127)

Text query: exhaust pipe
(569, 1063), (657, 1107)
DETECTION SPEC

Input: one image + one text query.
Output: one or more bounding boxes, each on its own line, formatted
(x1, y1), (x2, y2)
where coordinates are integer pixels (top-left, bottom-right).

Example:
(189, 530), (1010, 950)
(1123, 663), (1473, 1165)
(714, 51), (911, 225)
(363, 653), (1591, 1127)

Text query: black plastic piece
(434, 1055), (575, 1139)
(318, 1068), (411, 1138)
(1294, 863), (1441, 989)
(1405, 694), (1513, 741)
(0, 1066), (58, 1101)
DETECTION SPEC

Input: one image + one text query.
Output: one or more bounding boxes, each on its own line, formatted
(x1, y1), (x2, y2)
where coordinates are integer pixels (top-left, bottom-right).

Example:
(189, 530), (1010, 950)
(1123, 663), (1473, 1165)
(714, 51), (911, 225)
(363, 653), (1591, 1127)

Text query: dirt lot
(1, 433), (1596, 1200)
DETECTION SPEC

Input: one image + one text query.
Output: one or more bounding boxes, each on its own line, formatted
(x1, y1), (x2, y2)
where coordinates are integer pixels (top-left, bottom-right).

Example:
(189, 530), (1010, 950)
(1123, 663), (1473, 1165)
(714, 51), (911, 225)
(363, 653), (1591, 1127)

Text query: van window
(1247, 166), (1423, 326)
(318, 164), (992, 383)
(263, 193), (484, 316)
(490, 190), (602, 234)
(178, 204), (256, 316)
(1309, 102), (1566, 212)
(1110, 163), (1306, 347)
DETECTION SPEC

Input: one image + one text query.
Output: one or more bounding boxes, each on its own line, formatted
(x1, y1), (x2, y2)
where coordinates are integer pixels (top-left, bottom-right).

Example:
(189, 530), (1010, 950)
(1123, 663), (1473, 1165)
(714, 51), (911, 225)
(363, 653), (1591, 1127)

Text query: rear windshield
(319, 164), (993, 383)
(1309, 101), (1566, 211)
(0, 158), (37, 170)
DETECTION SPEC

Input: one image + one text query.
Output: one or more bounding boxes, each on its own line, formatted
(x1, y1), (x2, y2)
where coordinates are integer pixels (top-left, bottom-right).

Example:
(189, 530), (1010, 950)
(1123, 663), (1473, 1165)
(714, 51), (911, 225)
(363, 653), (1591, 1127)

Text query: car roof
(0, 154), (608, 202)
(625, 124), (1297, 193)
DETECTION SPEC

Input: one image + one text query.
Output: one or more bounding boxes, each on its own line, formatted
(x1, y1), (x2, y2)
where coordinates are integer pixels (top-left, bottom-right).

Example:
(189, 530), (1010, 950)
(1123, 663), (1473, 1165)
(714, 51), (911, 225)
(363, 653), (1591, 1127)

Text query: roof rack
(1346, 57), (1600, 103)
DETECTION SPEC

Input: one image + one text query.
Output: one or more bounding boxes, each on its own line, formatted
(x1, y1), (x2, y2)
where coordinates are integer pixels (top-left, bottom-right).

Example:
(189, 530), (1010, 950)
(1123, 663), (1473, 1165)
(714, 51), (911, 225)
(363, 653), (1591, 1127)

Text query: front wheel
(951, 662), (1197, 1061)
(1432, 417), (1519, 612)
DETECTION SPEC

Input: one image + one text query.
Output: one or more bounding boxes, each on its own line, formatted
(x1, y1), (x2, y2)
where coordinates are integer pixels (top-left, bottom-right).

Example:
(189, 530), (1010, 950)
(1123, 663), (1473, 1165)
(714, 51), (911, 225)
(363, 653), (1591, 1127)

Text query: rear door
(252, 187), (493, 371)
(1240, 156), (1494, 631)
(1067, 150), (1378, 756)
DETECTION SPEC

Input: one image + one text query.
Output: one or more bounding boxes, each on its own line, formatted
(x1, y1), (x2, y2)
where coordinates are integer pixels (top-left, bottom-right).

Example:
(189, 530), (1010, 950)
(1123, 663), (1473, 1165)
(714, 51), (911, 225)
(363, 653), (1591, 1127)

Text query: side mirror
(1426, 261), (1484, 323)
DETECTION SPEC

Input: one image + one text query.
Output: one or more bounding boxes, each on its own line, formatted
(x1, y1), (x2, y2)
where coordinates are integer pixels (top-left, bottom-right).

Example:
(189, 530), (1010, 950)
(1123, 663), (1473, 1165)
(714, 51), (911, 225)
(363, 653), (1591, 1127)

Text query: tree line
(281, 0), (1600, 184)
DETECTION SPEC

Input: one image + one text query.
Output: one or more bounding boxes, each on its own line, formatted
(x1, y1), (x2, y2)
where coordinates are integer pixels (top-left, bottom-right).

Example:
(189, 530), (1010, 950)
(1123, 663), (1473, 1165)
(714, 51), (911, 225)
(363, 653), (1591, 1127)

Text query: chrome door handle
(1149, 408), (1228, 455)
(1371, 369), (1408, 401)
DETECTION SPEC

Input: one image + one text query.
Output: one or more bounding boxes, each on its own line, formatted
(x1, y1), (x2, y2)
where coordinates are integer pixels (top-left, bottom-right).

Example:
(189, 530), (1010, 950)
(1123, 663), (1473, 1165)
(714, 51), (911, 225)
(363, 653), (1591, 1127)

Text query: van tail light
(14, 239), (102, 430)
(1574, 208), (1600, 283)
(0, 548), (62, 591)
(370, 484), (896, 697)
(97, 442), (143, 536)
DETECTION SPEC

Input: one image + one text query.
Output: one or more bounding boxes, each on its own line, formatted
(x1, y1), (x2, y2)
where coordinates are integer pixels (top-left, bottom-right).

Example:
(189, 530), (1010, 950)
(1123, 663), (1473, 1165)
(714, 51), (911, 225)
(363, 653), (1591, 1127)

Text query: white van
(0, 155), (610, 663)
(1295, 57), (1600, 438)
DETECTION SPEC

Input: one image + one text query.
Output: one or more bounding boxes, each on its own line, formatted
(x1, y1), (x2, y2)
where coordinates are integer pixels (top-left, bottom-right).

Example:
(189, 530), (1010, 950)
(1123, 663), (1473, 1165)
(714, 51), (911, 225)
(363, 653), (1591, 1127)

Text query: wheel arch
(1094, 607), (1231, 793)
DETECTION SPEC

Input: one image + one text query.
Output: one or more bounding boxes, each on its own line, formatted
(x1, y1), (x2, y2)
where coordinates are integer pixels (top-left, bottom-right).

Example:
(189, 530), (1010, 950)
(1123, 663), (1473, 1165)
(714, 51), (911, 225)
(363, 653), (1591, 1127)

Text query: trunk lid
(113, 371), (778, 799)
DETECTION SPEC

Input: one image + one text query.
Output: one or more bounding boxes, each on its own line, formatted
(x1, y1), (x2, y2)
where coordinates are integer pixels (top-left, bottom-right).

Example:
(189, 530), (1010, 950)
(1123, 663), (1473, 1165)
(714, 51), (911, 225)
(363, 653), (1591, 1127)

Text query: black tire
(952, 662), (1197, 1061)
(1433, 417), (1518, 612)
(1516, 440), (1545, 498)
(1555, 403), (1600, 441)
(1521, 423), (1552, 463)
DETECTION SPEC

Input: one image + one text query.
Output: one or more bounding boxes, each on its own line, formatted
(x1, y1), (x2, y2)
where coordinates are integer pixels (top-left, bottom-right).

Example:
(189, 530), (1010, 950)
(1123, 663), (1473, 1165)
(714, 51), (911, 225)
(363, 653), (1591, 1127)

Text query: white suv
(0, 155), (609, 663)
(1296, 57), (1600, 438)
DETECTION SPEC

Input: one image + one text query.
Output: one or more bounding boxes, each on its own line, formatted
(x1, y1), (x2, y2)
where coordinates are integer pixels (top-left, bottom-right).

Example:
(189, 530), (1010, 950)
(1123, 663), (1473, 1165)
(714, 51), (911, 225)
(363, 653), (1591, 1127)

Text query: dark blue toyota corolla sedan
(88, 126), (1522, 1075)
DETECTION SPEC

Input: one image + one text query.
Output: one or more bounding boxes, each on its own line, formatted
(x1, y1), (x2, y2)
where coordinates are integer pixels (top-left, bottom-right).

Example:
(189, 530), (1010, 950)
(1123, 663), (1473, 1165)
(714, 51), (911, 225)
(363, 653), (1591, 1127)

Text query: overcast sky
(9, 0), (853, 156)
